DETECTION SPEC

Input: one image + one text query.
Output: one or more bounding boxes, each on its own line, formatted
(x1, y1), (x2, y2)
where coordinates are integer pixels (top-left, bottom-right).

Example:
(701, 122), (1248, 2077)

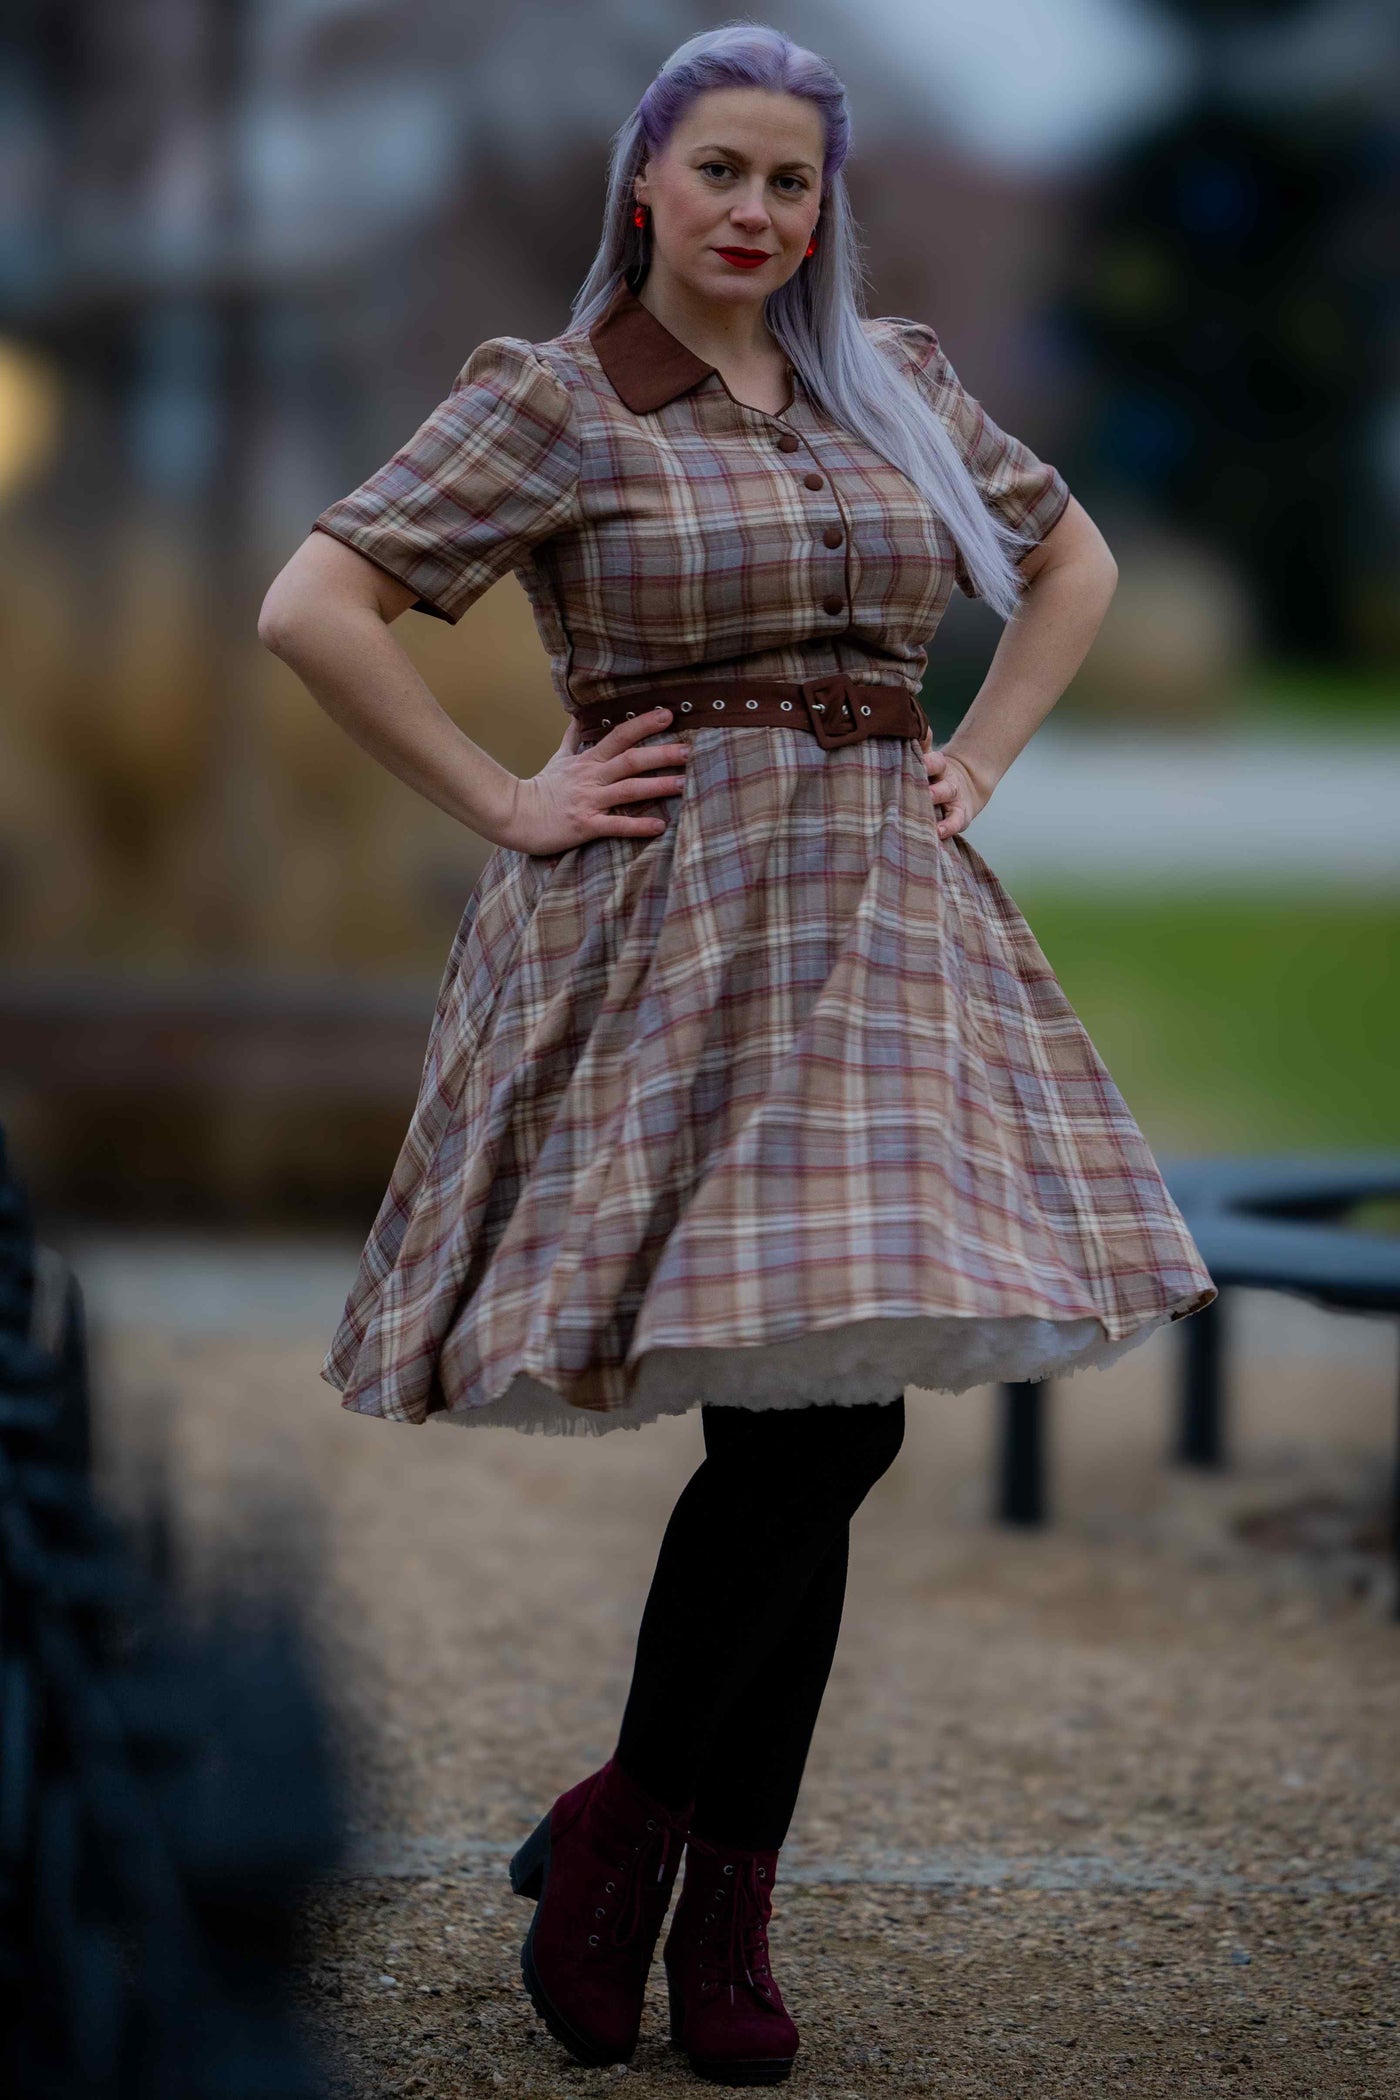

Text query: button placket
(820, 488), (851, 620)
(777, 430), (850, 623)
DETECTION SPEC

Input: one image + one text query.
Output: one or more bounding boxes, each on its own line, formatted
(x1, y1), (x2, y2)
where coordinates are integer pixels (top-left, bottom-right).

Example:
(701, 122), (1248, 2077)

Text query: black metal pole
(1175, 1287), (1226, 1468)
(1392, 1338), (1399, 1622)
(998, 1380), (1047, 1526)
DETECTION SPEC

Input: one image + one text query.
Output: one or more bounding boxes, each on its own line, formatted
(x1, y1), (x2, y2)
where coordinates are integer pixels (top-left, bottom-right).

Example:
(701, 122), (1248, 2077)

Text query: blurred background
(1, 12), (1397, 2090)
(0, 0), (1395, 1231)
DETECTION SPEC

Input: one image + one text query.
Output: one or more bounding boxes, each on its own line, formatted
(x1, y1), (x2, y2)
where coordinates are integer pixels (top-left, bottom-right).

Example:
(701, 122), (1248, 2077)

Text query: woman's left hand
(919, 724), (986, 841)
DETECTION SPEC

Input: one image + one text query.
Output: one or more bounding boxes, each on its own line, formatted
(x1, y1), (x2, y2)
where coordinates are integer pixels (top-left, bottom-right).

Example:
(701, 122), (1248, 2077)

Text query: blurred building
(0, 0), (1394, 1221)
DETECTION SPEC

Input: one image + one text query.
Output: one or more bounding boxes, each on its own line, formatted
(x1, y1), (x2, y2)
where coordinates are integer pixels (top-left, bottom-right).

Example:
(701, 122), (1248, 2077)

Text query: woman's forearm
(941, 547), (1118, 805)
(260, 602), (522, 845)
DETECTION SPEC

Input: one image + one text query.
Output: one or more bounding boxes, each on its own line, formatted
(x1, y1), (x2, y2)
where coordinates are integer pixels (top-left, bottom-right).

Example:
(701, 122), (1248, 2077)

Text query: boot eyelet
(723, 1863), (734, 1874)
(758, 1868), (766, 1878)
(646, 1819), (656, 1830)
(605, 1880), (615, 1892)
(595, 1906), (606, 1917)
(588, 1934), (600, 1945)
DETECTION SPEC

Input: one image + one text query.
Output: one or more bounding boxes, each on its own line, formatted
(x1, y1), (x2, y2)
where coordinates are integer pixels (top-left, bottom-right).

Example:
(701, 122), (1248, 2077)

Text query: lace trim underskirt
(425, 1306), (1180, 1438)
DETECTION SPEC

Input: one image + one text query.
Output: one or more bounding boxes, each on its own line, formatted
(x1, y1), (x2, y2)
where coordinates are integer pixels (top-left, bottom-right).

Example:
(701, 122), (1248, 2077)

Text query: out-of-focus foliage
(0, 0), (1393, 1220)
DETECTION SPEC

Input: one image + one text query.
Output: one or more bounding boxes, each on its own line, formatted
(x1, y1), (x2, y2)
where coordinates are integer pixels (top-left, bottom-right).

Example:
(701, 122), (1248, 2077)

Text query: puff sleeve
(310, 337), (582, 625)
(881, 318), (1071, 599)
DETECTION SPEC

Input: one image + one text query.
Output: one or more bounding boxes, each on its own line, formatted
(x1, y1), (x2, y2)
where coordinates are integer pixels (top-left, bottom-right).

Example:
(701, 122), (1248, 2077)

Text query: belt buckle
(799, 674), (868, 750)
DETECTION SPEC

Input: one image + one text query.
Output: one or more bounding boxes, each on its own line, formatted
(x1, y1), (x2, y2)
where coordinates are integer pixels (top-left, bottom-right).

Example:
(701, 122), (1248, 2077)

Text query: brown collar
(588, 276), (797, 416)
(588, 277), (718, 412)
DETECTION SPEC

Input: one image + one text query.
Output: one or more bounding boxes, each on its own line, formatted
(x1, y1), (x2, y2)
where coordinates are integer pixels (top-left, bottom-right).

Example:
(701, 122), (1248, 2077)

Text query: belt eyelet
(624, 710), (635, 719)
(860, 705), (871, 716)
(712, 698), (725, 709)
(680, 701), (693, 712)
(780, 700), (793, 710)
(745, 698), (758, 709)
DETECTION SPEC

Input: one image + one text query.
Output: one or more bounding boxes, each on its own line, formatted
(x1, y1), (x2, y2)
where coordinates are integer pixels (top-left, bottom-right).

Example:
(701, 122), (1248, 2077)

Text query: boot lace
(589, 1814), (680, 1951)
(697, 1857), (775, 2003)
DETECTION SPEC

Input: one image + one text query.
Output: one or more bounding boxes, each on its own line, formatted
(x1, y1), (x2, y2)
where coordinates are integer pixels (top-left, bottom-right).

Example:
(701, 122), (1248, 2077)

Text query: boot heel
(509, 1809), (551, 1899)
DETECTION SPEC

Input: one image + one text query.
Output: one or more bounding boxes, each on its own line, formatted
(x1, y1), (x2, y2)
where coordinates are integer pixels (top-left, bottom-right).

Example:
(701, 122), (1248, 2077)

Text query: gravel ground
(84, 1293), (1400, 2099)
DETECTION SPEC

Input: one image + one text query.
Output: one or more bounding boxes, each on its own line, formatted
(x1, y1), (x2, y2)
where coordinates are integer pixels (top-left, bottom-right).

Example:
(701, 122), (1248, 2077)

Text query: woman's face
(635, 87), (824, 306)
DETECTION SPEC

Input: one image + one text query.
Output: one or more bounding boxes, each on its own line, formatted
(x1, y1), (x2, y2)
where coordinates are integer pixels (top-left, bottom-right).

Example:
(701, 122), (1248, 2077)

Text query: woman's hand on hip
(919, 724), (986, 841)
(501, 708), (690, 856)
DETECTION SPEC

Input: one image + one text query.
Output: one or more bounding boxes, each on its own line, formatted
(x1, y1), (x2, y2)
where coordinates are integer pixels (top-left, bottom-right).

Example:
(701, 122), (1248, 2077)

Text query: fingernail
(654, 706), (670, 716)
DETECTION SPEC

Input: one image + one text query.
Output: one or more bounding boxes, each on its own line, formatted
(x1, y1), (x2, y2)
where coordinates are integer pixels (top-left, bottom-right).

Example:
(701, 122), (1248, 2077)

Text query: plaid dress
(311, 277), (1216, 1435)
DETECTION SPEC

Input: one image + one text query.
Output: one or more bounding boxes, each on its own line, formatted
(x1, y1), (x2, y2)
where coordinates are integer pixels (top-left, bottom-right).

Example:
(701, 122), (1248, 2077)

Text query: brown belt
(570, 673), (927, 753)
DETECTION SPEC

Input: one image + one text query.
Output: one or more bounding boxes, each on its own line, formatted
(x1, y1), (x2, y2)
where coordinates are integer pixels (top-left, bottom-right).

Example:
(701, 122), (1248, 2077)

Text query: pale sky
(856, 0), (1193, 172)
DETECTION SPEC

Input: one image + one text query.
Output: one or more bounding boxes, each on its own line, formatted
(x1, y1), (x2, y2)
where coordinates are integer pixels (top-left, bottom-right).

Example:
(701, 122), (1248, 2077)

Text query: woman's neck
(636, 266), (783, 372)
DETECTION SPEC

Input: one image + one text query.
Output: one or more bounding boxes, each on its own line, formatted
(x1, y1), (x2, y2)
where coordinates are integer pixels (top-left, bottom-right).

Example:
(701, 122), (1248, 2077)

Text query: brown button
(776, 432), (800, 452)
(803, 471), (825, 491)
(822, 524), (844, 548)
(821, 593), (845, 616)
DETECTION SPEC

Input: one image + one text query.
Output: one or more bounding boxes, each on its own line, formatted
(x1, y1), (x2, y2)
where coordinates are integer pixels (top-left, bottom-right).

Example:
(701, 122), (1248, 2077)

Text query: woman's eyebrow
(694, 143), (818, 175)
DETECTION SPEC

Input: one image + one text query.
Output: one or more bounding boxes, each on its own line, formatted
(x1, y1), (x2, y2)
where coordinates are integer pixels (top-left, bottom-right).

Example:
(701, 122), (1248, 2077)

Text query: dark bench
(996, 1155), (1400, 1619)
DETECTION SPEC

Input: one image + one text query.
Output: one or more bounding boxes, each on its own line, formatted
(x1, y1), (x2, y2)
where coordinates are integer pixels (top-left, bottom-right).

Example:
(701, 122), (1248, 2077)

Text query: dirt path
(84, 1273), (1399, 2098)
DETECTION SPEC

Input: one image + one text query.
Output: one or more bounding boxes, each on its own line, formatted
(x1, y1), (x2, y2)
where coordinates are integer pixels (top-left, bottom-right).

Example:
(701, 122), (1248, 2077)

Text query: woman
(260, 23), (1216, 2087)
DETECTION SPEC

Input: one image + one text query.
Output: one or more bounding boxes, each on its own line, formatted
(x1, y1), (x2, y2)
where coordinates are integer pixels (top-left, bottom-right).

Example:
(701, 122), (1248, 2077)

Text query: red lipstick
(714, 247), (771, 270)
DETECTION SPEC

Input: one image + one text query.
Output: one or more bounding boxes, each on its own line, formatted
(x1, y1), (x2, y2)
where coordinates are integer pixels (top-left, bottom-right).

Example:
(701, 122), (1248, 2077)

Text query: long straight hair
(570, 21), (1037, 623)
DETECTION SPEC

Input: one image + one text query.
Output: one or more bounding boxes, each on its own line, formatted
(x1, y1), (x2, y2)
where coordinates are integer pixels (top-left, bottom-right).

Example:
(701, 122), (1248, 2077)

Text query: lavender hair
(570, 20), (1042, 622)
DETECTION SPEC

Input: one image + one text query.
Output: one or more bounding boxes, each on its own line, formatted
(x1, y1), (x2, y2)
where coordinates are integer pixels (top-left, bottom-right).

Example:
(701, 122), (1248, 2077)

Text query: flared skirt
(321, 724), (1216, 1435)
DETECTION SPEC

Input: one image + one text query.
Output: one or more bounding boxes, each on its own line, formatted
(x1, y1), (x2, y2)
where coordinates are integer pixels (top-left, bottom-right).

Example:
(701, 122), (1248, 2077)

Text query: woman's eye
(700, 163), (806, 194)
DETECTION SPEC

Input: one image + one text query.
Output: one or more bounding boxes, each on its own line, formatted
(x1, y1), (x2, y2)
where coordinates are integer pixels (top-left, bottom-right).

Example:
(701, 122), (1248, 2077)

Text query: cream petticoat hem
(424, 1306), (1180, 1438)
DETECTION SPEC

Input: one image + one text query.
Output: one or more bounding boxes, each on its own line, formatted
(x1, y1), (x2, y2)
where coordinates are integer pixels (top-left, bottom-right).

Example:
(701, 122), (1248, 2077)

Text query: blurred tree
(1057, 3), (1394, 662)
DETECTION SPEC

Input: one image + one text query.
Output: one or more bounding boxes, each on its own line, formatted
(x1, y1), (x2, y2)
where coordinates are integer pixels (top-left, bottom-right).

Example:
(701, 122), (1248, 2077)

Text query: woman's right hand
(501, 707), (691, 856)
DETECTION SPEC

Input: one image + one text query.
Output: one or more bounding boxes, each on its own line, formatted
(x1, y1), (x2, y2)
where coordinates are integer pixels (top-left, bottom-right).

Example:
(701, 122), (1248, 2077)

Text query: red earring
(805, 237), (816, 257)
(634, 204), (647, 228)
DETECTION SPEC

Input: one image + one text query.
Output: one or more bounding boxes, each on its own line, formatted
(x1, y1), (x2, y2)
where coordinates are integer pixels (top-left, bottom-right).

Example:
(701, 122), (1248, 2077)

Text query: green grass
(1221, 660), (1399, 733)
(1008, 883), (1400, 1155)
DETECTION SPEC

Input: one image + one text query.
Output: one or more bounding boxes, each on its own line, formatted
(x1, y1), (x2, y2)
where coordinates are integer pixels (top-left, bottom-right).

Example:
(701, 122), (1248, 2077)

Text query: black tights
(613, 1394), (905, 1851)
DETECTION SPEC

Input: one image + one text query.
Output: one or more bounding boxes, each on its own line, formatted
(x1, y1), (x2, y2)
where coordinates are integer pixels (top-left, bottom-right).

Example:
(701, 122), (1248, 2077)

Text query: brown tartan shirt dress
(310, 276), (1217, 1436)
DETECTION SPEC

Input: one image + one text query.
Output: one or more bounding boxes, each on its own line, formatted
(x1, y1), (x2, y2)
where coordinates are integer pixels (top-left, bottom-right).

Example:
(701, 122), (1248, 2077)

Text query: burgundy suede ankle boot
(663, 1830), (800, 2084)
(507, 1752), (694, 2066)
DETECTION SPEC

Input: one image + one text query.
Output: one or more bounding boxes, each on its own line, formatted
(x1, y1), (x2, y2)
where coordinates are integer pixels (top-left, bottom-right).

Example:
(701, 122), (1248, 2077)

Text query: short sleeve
(310, 337), (581, 625)
(877, 317), (1071, 599)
